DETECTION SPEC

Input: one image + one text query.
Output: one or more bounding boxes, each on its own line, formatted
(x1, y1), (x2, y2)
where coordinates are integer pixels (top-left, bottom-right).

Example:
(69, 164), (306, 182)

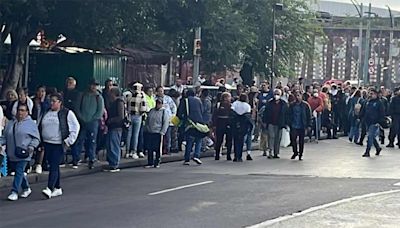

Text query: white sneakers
(131, 153), (139, 159)
(7, 192), (18, 201)
(51, 188), (63, 197)
(35, 164), (43, 174)
(7, 188), (32, 201)
(193, 158), (202, 165)
(138, 152), (145, 158)
(42, 188), (52, 199)
(21, 188), (32, 198)
(42, 187), (63, 199)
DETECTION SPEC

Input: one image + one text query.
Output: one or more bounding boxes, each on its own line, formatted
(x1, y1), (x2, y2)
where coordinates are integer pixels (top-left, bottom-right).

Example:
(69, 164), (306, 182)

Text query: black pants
(389, 115), (400, 144)
(214, 125), (232, 159)
(144, 132), (162, 166)
(44, 143), (64, 190)
(290, 128), (305, 155)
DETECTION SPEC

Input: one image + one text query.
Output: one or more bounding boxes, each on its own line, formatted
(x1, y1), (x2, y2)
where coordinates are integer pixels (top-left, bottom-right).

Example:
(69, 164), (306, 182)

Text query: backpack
(354, 98), (362, 116)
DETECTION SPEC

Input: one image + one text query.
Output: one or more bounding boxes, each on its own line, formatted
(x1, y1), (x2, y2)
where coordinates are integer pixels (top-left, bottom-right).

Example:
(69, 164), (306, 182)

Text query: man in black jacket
(387, 87), (400, 148)
(287, 91), (312, 160)
(361, 89), (385, 157)
(104, 87), (125, 172)
(262, 89), (288, 159)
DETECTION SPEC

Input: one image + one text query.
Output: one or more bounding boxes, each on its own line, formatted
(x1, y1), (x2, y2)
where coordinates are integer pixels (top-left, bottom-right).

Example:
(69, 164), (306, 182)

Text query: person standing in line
(102, 78), (114, 111)
(104, 88), (125, 172)
(155, 86), (177, 155)
(307, 89), (323, 141)
(144, 98), (170, 168)
(361, 89), (385, 157)
(262, 89), (288, 159)
(12, 88), (34, 117)
(348, 90), (363, 143)
(125, 82), (148, 159)
(387, 88), (400, 148)
(31, 85), (51, 174)
(41, 93), (80, 199)
(231, 94), (252, 162)
(200, 89), (213, 151)
(287, 91), (312, 161)
(212, 92), (233, 160)
(177, 89), (205, 165)
(244, 86), (258, 158)
(2, 103), (40, 201)
(75, 79), (104, 169)
(62, 77), (82, 168)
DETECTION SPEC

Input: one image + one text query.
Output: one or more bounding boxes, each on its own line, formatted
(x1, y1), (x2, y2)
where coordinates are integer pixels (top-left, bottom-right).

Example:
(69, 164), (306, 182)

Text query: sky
(329, 0), (400, 12)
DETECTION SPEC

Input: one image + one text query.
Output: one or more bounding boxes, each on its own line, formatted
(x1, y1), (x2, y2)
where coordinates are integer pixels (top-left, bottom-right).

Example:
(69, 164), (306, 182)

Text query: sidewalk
(0, 150), (215, 190)
(252, 189), (400, 228)
(0, 132), (336, 190)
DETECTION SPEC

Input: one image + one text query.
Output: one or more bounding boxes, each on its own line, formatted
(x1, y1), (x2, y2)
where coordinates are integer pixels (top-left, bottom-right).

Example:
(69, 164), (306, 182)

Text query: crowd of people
(0, 76), (397, 201)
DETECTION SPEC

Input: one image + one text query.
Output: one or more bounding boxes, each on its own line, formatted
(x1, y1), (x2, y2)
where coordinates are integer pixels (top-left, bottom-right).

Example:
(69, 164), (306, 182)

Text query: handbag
(185, 99), (210, 134)
(13, 123), (29, 159)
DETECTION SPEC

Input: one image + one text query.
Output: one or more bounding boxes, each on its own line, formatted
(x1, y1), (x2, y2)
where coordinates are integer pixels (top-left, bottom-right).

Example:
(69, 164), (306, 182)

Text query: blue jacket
(177, 96), (205, 124)
(361, 98), (385, 126)
(2, 116), (40, 162)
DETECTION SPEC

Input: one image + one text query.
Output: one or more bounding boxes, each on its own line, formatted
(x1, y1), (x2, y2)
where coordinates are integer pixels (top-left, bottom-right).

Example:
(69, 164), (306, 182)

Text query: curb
(0, 150), (215, 190)
(0, 133), (340, 190)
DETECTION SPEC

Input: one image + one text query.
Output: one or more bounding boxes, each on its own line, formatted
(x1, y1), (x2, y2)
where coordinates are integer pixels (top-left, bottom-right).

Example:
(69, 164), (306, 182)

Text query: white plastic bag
(280, 127), (291, 148)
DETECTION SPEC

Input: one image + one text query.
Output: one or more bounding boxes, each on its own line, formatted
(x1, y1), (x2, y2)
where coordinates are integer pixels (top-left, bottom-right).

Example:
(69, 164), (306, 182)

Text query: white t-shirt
(232, 101), (251, 115)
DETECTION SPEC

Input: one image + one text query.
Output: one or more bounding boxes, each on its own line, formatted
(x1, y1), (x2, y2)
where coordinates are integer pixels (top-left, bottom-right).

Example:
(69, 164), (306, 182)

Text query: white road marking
(247, 189), (400, 228)
(148, 181), (214, 196)
(394, 182), (400, 186)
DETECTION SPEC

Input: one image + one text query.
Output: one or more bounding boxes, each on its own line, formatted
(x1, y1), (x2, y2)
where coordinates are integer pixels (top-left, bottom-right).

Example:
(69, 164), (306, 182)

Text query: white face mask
(274, 95), (281, 100)
(345, 93), (350, 96)
(331, 90), (338, 96)
(313, 93), (319, 97)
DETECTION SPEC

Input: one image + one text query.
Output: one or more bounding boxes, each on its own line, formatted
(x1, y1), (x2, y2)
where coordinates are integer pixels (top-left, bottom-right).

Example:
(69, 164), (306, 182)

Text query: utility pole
(357, 3), (363, 86)
(387, 6), (394, 88)
(362, 3), (372, 85)
(192, 27), (201, 85)
(270, 3), (283, 86)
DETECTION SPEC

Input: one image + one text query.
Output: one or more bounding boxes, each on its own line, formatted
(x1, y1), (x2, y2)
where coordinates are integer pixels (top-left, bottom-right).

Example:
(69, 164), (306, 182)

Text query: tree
(0, 0), (158, 97)
(238, 0), (322, 80)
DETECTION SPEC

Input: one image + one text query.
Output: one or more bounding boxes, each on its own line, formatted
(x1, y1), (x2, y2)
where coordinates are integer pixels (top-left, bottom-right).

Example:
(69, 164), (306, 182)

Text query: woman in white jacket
(40, 93), (80, 199)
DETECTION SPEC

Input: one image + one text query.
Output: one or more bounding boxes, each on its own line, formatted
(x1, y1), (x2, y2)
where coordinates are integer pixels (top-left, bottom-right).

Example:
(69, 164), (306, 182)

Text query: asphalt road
(1, 138), (400, 228)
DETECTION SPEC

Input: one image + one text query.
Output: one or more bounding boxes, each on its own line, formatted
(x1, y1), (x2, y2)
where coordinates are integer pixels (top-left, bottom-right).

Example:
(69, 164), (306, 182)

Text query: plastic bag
(280, 127), (291, 147)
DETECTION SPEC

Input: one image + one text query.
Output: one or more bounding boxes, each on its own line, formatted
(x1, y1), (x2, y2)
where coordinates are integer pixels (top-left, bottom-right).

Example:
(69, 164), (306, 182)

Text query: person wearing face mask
(307, 89), (324, 140)
(360, 89), (385, 157)
(262, 89), (288, 159)
(329, 84), (342, 137)
(287, 91), (312, 160)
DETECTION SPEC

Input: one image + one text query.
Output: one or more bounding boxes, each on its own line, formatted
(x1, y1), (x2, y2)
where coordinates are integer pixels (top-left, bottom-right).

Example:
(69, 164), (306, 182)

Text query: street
(1, 138), (400, 228)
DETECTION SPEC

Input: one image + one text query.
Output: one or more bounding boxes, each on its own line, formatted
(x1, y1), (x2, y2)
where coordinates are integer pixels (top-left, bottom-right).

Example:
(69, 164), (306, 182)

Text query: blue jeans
(349, 117), (360, 142)
(366, 124), (380, 153)
(106, 129), (122, 168)
(126, 115), (142, 153)
(11, 161), (30, 193)
(44, 143), (64, 190)
(234, 134), (246, 160)
(75, 120), (99, 162)
(245, 120), (255, 151)
(185, 136), (202, 162)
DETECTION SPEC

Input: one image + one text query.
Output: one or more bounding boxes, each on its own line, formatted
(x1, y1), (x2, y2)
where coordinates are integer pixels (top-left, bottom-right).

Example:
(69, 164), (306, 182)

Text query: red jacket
(307, 96), (324, 113)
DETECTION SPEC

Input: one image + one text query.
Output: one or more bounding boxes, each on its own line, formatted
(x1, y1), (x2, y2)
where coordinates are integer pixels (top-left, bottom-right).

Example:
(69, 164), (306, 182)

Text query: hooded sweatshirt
(3, 116), (40, 162)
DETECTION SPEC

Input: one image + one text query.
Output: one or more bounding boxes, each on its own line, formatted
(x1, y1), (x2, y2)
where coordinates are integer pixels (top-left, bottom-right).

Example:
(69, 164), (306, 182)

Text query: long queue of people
(0, 76), (396, 202)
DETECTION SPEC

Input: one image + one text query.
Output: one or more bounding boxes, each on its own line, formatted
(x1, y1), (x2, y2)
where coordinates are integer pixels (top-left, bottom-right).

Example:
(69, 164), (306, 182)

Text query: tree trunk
(1, 25), (29, 98)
